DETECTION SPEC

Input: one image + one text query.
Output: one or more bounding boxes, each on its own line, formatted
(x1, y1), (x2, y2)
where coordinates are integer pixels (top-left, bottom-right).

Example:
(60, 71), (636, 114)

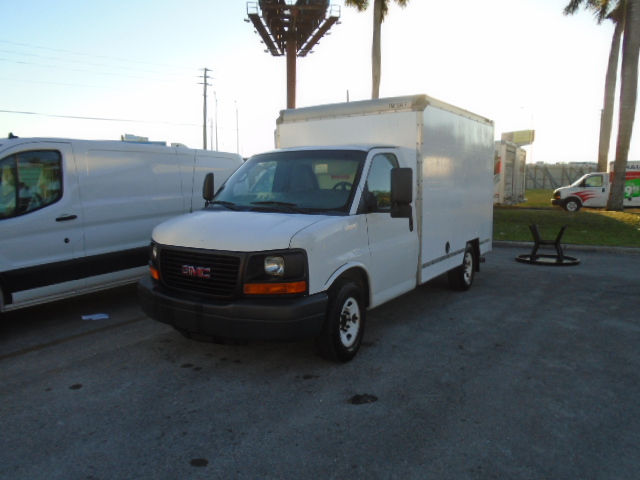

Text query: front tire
(564, 198), (581, 212)
(448, 244), (475, 291)
(315, 279), (365, 363)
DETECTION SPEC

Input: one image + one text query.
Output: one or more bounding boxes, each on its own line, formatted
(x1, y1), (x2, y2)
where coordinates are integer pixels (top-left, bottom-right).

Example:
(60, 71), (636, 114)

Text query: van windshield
(570, 174), (590, 187)
(212, 150), (366, 215)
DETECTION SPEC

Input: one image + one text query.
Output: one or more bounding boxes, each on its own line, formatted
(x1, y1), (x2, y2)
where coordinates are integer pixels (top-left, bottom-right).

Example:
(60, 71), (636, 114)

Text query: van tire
(448, 244), (475, 291)
(315, 279), (365, 363)
(564, 198), (582, 212)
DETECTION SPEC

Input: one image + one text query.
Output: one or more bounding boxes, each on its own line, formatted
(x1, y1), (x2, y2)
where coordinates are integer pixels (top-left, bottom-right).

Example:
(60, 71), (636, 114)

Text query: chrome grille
(160, 248), (241, 298)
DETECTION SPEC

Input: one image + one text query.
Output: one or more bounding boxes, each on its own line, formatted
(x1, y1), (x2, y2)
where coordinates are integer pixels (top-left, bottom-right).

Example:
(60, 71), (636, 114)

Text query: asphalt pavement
(1, 244), (639, 480)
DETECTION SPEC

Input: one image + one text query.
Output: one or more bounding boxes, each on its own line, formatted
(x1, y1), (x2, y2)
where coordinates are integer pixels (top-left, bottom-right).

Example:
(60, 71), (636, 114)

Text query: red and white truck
(551, 161), (640, 211)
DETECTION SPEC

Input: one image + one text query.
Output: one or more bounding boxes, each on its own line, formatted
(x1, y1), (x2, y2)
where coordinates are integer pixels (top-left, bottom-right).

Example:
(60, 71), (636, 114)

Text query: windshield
(570, 174), (590, 187)
(212, 150), (366, 214)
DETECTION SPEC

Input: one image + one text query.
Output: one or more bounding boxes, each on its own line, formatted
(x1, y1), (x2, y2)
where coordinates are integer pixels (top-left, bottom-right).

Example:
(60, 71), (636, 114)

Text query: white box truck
(138, 94), (495, 362)
(551, 161), (640, 211)
(494, 140), (526, 205)
(0, 136), (242, 313)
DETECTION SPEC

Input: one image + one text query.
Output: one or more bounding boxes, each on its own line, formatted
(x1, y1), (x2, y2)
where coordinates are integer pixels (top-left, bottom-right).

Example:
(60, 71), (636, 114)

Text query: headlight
(149, 243), (161, 281)
(264, 256), (285, 276)
(243, 250), (308, 296)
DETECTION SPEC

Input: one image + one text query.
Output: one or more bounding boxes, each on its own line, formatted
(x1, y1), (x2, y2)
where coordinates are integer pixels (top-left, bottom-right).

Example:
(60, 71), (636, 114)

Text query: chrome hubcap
(339, 297), (360, 347)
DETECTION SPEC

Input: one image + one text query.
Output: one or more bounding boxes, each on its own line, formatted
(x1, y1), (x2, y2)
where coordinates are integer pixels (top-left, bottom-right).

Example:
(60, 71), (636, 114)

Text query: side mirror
(203, 172), (215, 205)
(390, 168), (413, 231)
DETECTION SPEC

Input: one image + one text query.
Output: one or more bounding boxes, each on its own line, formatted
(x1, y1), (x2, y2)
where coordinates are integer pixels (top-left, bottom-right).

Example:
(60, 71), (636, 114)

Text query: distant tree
(345, 0), (410, 99)
(564, 1), (625, 172)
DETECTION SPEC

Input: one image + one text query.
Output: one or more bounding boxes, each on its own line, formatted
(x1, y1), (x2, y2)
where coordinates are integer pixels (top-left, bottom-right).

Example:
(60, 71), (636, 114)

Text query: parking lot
(1, 244), (639, 480)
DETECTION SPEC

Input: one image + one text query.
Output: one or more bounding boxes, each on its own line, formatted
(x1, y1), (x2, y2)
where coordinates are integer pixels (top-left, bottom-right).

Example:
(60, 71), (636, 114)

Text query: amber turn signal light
(243, 281), (306, 295)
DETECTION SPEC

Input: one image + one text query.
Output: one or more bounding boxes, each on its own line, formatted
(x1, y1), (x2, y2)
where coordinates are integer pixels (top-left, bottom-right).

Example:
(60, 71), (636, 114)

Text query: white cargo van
(138, 95), (494, 361)
(551, 161), (640, 211)
(0, 136), (242, 313)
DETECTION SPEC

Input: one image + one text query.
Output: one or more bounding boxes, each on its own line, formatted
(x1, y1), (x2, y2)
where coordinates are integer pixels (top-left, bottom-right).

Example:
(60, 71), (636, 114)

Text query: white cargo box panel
(277, 94), (494, 285)
(494, 140), (527, 205)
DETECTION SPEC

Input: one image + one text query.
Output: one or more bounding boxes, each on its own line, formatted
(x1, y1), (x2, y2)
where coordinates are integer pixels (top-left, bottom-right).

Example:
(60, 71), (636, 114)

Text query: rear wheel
(564, 198), (581, 212)
(448, 244), (475, 291)
(315, 279), (365, 362)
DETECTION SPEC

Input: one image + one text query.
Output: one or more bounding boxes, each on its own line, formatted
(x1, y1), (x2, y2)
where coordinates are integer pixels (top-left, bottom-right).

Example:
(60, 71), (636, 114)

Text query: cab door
(362, 150), (419, 307)
(0, 141), (85, 308)
(581, 174), (608, 207)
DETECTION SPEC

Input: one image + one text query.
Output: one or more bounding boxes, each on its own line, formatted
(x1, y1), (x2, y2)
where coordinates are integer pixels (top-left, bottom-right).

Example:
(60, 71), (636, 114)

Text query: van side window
(0, 150), (62, 219)
(366, 153), (399, 210)
(585, 175), (603, 188)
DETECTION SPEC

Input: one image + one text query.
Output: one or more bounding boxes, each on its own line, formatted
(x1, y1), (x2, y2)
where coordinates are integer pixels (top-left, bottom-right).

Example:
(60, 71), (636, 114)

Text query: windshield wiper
(250, 201), (305, 213)
(209, 200), (240, 211)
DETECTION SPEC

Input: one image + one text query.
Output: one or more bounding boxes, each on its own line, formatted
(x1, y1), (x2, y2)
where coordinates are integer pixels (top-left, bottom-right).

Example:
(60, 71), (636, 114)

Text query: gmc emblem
(181, 265), (211, 278)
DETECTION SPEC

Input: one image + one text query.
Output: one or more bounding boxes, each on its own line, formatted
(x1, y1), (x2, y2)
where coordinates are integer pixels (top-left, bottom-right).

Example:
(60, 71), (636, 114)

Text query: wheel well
(0, 279), (10, 312)
(469, 239), (481, 272)
(334, 267), (370, 309)
(566, 196), (582, 205)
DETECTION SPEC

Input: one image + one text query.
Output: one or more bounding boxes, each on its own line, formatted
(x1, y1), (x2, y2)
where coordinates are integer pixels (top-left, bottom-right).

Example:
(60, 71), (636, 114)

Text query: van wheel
(315, 279), (365, 363)
(564, 198), (581, 212)
(448, 244), (475, 291)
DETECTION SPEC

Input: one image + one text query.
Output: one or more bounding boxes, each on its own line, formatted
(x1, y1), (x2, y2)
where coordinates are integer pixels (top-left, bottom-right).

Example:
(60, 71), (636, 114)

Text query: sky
(1, 0), (636, 164)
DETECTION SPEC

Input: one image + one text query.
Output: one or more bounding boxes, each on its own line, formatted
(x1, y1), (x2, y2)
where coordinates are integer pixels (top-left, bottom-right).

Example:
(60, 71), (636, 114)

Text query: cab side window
(0, 151), (62, 219)
(585, 175), (603, 188)
(366, 153), (399, 210)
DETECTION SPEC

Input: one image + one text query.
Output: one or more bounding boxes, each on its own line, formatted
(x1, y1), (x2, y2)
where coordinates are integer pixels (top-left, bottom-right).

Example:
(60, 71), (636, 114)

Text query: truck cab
(552, 172), (610, 211)
(138, 145), (418, 362)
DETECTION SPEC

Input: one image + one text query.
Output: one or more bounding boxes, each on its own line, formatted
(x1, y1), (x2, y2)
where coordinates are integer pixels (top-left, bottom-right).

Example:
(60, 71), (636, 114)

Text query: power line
(0, 39), (194, 72)
(0, 77), (139, 91)
(0, 109), (199, 127)
(0, 48), (197, 77)
(0, 57), (196, 83)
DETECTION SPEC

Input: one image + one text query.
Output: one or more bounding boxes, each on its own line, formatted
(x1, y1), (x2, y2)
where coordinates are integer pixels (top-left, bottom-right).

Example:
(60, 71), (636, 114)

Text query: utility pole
(235, 101), (239, 154)
(214, 91), (218, 151)
(199, 68), (212, 150)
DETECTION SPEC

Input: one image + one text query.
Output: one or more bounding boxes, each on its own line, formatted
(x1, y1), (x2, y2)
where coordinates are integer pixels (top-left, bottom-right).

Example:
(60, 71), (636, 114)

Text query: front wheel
(315, 279), (365, 362)
(448, 244), (475, 291)
(564, 198), (581, 212)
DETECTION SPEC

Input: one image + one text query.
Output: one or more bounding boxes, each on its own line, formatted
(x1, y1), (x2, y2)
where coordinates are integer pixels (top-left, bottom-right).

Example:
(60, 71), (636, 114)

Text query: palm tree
(345, 0), (410, 99)
(608, 0), (640, 210)
(565, 0), (639, 211)
(564, 1), (624, 172)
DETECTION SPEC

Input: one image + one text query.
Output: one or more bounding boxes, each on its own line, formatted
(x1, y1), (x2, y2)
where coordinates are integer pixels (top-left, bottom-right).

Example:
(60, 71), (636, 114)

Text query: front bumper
(138, 276), (328, 341)
(551, 199), (563, 207)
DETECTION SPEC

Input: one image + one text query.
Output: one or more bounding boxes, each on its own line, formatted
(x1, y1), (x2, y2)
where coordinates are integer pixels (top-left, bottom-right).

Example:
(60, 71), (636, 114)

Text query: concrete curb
(493, 241), (640, 256)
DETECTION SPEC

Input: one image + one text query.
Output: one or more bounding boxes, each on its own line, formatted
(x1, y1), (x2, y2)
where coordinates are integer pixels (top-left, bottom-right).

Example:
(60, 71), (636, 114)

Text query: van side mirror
(390, 168), (413, 231)
(203, 172), (215, 206)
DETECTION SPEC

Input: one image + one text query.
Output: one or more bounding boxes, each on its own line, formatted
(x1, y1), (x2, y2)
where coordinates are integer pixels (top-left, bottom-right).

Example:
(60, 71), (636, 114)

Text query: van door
(0, 141), (85, 308)
(362, 151), (419, 307)
(78, 146), (183, 288)
(580, 174), (608, 207)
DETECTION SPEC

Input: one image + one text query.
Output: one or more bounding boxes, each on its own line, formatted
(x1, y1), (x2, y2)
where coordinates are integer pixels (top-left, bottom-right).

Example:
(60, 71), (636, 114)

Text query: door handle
(56, 214), (78, 222)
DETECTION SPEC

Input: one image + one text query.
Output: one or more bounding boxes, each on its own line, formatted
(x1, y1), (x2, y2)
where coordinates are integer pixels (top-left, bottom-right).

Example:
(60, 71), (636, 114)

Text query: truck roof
(277, 94), (493, 126)
(252, 144), (400, 156)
